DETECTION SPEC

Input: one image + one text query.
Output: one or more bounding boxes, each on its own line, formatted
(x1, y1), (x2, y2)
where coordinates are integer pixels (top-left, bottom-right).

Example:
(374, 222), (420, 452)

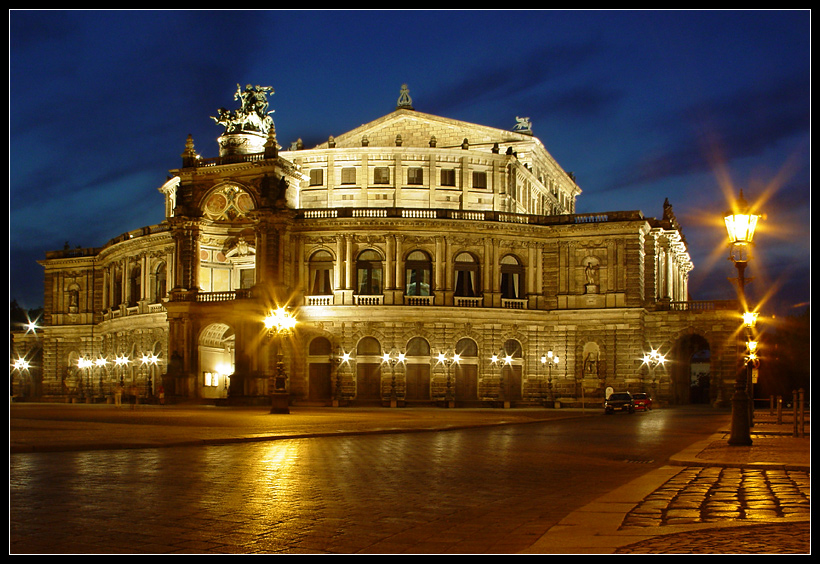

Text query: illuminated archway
(198, 323), (235, 399)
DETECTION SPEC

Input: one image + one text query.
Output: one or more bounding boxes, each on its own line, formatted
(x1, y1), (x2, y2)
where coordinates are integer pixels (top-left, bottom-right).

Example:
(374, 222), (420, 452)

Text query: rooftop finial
(397, 83), (414, 110)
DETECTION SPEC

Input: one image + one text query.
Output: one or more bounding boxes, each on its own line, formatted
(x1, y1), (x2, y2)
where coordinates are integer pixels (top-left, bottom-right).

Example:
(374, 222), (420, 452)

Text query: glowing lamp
(724, 190), (761, 262)
(742, 311), (758, 328)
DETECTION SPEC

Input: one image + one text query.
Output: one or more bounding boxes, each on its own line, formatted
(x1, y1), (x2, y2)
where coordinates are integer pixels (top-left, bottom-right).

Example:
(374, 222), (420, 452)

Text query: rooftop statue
(212, 84), (275, 135)
(512, 116), (532, 134)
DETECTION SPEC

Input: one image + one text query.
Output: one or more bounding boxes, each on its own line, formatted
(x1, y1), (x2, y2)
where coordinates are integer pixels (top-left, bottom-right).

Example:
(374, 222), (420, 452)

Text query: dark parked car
(632, 392), (652, 411)
(604, 392), (634, 414)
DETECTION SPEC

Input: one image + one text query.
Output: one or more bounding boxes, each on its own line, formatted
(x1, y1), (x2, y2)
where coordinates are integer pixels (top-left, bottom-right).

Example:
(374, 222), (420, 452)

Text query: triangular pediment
(316, 109), (540, 152)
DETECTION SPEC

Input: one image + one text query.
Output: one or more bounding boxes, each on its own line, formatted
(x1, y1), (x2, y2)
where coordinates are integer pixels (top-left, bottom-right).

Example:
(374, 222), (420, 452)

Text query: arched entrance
(455, 338), (478, 402)
(356, 336), (382, 401)
(670, 333), (711, 405)
(308, 336), (333, 402)
(198, 323), (234, 399)
(405, 337), (431, 401)
(501, 339), (523, 402)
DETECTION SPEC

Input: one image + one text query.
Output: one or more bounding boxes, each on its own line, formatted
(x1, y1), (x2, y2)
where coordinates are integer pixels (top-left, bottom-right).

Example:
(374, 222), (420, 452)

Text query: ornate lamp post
(641, 349), (666, 396)
(263, 306), (297, 414)
(77, 357), (93, 401)
(140, 352), (160, 399)
(12, 358), (30, 398)
(743, 313), (759, 428)
(437, 351), (459, 408)
(382, 349), (406, 407)
(94, 356), (108, 399)
(490, 350), (512, 408)
(724, 190), (761, 446)
(114, 354), (130, 387)
(330, 346), (350, 407)
(540, 350), (559, 407)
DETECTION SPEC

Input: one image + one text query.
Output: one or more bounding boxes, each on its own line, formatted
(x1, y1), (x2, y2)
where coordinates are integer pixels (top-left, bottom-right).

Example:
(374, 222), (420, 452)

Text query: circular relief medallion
(236, 193), (254, 213)
(205, 193), (228, 215)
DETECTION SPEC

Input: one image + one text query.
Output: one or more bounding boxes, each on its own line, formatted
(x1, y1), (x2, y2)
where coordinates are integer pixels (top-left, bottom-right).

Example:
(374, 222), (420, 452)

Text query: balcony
(168, 289), (253, 303)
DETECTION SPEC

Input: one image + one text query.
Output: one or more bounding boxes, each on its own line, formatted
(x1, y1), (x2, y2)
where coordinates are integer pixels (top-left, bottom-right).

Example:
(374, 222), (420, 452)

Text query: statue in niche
(583, 257), (599, 293)
(585, 262), (596, 284)
(584, 352), (599, 377)
(212, 84), (275, 135)
(68, 289), (79, 313)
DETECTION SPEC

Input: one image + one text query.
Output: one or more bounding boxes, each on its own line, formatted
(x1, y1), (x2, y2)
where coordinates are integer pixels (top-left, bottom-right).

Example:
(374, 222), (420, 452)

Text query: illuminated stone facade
(33, 85), (743, 408)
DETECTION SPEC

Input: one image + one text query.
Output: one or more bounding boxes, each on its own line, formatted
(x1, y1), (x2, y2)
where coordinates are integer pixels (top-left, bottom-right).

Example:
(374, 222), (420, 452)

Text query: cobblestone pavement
(614, 466), (810, 554)
(621, 466), (811, 527)
(10, 404), (811, 554)
(615, 522), (810, 554)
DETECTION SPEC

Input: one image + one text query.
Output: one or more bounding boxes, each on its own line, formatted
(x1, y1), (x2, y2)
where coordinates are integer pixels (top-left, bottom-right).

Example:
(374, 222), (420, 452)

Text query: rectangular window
(239, 268), (255, 289)
(341, 167), (356, 184)
(374, 167), (390, 184)
(407, 167), (423, 185)
(309, 169), (323, 186)
(441, 169), (456, 187)
(472, 171), (487, 189)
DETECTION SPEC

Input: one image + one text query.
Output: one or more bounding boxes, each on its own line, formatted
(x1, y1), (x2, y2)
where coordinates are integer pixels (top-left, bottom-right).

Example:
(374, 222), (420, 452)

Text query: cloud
(600, 71), (809, 193)
(423, 39), (606, 119)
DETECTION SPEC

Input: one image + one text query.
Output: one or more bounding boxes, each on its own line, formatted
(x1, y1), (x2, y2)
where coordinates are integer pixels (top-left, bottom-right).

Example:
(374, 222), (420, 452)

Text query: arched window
(309, 250), (334, 295)
(503, 339), (523, 360)
(356, 250), (383, 295)
(500, 255), (524, 299)
(309, 336), (332, 356)
(406, 337), (430, 357)
(456, 338), (478, 358)
(154, 262), (167, 303)
(454, 252), (480, 297)
(405, 250), (432, 296)
(128, 264), (141, 307)
(112, 265), (123, 307)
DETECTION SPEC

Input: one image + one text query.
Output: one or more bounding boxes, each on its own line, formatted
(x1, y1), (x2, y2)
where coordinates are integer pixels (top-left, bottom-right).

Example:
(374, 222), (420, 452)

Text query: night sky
(10, 10), (810, 320)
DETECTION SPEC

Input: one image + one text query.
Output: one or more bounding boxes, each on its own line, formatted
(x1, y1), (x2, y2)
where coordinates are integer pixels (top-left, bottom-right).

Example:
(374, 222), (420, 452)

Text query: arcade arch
(198, 323), (234, 399)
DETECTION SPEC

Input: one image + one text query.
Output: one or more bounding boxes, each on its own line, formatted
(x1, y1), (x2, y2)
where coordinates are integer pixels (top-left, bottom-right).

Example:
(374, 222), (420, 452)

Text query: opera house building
(28, 85), (741, 409)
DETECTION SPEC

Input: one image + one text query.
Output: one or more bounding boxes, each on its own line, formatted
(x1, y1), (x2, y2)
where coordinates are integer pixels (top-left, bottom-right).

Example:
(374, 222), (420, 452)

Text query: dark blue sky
(10, 10), (810, 318)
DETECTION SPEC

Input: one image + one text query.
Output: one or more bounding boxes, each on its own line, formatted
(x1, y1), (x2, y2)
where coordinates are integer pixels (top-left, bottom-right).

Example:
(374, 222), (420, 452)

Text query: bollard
(798, 388), (805, 438)
(777, 396), (782, 424)
(792, 390), (798, 437)
(769, 395), (774, 416)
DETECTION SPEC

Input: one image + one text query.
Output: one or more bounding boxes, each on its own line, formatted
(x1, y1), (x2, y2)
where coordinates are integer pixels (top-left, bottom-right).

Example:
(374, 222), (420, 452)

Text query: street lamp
(724, 189), (761, 446)
(382, 349), (406, 407)
(140, 352), (160, 397)
(94, 356), (108, 398)
(12, 358), (30, 398)
(540, 350), (559, 406)
(490, 350), (512, 408)
(77, 357), (94, 401)
(263, 306), (297, 414)
(437, 351), (459, 408)
(330, 346), (350, 406)
(743, 315), (760, 429)
(114, 354), (130, 386)
(641, 349), (666, 395)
